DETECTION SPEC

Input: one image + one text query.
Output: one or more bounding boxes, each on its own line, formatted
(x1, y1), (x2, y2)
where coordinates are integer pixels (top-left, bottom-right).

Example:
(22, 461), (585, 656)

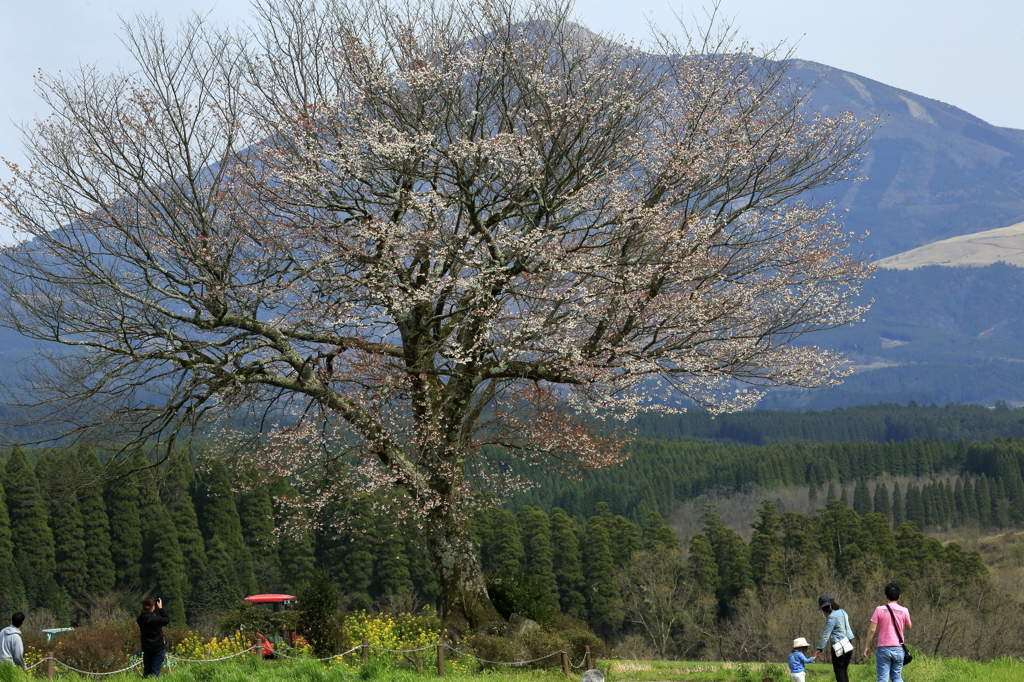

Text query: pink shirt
(871, 603), (911, 647)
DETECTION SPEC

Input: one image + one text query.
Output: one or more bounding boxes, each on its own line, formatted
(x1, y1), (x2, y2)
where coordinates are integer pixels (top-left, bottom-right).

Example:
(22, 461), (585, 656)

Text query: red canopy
(244, 594), (296, 603)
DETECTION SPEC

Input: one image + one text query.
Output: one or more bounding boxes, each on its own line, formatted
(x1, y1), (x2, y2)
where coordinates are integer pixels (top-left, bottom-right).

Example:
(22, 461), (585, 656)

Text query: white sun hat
(793, 637), (810, 648)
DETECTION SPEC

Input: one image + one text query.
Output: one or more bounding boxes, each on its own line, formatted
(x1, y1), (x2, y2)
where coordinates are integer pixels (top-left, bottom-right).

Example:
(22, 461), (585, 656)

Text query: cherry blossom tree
(0, 0), (875, 630)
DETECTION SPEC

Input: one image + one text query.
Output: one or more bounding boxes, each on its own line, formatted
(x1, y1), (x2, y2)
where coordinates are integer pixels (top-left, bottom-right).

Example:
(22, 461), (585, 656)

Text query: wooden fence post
(584, 645), (593, 670)
(437, 639), (445, 677)
(560, 650), (570, 677)
(45, 652), (54, 679)
(361, 638), (369, 662)
(254, 642), (263, 661)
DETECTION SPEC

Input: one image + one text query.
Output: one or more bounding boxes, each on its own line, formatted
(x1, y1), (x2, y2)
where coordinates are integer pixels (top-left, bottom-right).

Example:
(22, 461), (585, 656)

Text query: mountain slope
(762, 262), (1024, 408)
(874, 221), (1024, 268)
(785, 60), (1024, 259)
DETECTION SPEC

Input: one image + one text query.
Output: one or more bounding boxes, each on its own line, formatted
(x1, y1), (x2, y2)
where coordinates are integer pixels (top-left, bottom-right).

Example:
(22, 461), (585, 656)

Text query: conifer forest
(5, 409), (1024, 662)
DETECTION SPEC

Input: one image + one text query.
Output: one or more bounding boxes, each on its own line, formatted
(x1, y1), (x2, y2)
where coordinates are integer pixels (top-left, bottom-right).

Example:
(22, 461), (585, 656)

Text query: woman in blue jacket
(816, 595), (855, 682)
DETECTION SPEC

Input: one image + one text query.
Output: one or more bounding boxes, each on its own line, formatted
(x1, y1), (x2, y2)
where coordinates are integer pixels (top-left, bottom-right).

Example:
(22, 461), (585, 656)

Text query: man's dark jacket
(136, 608), (170, 652)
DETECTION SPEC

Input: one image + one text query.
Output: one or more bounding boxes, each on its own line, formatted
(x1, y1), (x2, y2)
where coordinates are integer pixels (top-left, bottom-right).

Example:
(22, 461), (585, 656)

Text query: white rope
(54, 660), (142, 676)
(441, 644), (563, 666)
(166, 645), (259, 663)
(367, 644), (438, 653)
(26, 657), (51, 671)
(272, 645), (362, 662)
(276, 641), (572, 667)
(571, 654), (589, 669)
(34, 640), (586, 674)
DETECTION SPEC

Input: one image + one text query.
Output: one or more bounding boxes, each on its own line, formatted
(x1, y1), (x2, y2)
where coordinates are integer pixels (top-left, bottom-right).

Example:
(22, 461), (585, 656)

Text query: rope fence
(441, 644), (561, 666)
(272, 644), (362, 662)
(25, 658), (50, 671)
(55, 661), (142, 676)
(30, 640), (598, 679)
(571, 653), (589, 670)
(166, 645), (261, 663)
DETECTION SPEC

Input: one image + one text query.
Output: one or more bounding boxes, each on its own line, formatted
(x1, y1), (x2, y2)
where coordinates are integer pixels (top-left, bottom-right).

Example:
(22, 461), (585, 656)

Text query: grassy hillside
(875, 221), (1024, 269)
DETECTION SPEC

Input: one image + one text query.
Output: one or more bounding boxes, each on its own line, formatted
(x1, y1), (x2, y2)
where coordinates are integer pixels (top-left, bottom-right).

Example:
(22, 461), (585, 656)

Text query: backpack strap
(885, 604), (904, 644)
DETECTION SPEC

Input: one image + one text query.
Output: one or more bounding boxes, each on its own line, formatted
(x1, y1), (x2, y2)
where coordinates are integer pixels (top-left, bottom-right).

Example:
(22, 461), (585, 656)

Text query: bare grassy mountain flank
(875, 221), (1024, 269)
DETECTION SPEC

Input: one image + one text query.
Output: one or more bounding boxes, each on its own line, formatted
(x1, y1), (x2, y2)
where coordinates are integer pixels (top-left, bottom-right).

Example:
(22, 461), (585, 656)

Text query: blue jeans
(142, 649), (166, 678)
(876, 646), (904, 682)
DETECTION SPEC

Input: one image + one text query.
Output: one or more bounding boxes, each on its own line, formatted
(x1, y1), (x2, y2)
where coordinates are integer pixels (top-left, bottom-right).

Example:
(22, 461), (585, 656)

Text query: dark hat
(818, 595), (836, 610)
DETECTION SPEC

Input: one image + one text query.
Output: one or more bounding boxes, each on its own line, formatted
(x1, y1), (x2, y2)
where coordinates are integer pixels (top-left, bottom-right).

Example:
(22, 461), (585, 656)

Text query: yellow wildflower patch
(172, 632), (250, 661)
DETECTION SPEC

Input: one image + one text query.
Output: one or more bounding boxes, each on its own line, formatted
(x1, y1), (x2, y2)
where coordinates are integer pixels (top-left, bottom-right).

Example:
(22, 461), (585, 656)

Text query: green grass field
(607, 657), (1024, 682)
(4, 654), (1023, 682)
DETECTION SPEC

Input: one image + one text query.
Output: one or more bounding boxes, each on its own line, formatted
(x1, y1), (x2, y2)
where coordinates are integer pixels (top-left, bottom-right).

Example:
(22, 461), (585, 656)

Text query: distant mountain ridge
(784, 59), (1024, 259)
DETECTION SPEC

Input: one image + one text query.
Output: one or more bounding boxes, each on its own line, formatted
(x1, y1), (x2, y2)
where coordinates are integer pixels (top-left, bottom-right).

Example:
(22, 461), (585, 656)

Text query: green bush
(516, 629), (570, 668)
(182, 662), (220, 682)
(487, 572), (557, 626)
(298, 567), (342, 657)
(464, 635), (527, 669)
(549, 615), (605, 661)
(53, 623), (135, 673)
(760, 662), (788, 682)
(218, 601), (270, 636)
(0, 662), (23, 682)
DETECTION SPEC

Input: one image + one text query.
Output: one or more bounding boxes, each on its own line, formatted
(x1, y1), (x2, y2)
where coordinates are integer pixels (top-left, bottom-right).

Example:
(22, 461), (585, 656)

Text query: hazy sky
(1, 0), (1022, 210)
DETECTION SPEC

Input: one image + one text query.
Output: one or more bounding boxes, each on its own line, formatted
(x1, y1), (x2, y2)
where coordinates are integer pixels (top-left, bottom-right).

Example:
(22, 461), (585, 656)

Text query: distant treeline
(631, 402), (1024, 445)
(509, 437), (1024, 525)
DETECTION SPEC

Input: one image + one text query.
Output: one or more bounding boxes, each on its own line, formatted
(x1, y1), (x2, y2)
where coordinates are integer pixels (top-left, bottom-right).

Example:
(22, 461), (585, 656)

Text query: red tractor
(243, 594), (297, 657)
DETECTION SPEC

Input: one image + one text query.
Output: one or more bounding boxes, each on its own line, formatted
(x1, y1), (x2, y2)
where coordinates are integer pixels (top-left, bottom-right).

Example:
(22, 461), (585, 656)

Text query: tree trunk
(423, 504), (503, 637)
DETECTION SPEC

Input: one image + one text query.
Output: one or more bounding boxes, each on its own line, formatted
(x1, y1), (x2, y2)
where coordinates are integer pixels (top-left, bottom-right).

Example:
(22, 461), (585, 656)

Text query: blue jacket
(817, 608), (855, 651)
(788, 650), (814, 673)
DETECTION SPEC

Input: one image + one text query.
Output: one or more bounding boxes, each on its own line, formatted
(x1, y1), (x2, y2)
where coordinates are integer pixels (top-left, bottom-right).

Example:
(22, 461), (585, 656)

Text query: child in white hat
(787, 637), (817, 682)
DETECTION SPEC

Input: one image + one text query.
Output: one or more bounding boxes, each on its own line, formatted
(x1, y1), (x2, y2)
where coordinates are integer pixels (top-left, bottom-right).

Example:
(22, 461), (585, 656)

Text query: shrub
(561, 629), (605, 662)
(299, 568), (342, 657)
(549, 614), (606, 660)
(738, 662), (787, 682)
(53, 624), (135, 673)
(761, 662), (788, 682)
(218, 601), (270, 637)
(463, 634), (527, 669)
(338, 609), (473, 675)
(516, 628), (570, 668)
(342, 610), (437, 662)
(269, 609), (303, 637)
(0, 663), (23, 682)
(487, 571), (557, 626)
(294, 657), (331, 682)
(612, 633), (654, 661)
(162, 626), (194, 652)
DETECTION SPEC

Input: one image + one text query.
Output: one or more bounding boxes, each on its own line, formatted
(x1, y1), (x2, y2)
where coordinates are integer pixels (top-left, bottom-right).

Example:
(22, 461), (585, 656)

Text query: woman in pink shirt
(862, 583), (912, 682)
